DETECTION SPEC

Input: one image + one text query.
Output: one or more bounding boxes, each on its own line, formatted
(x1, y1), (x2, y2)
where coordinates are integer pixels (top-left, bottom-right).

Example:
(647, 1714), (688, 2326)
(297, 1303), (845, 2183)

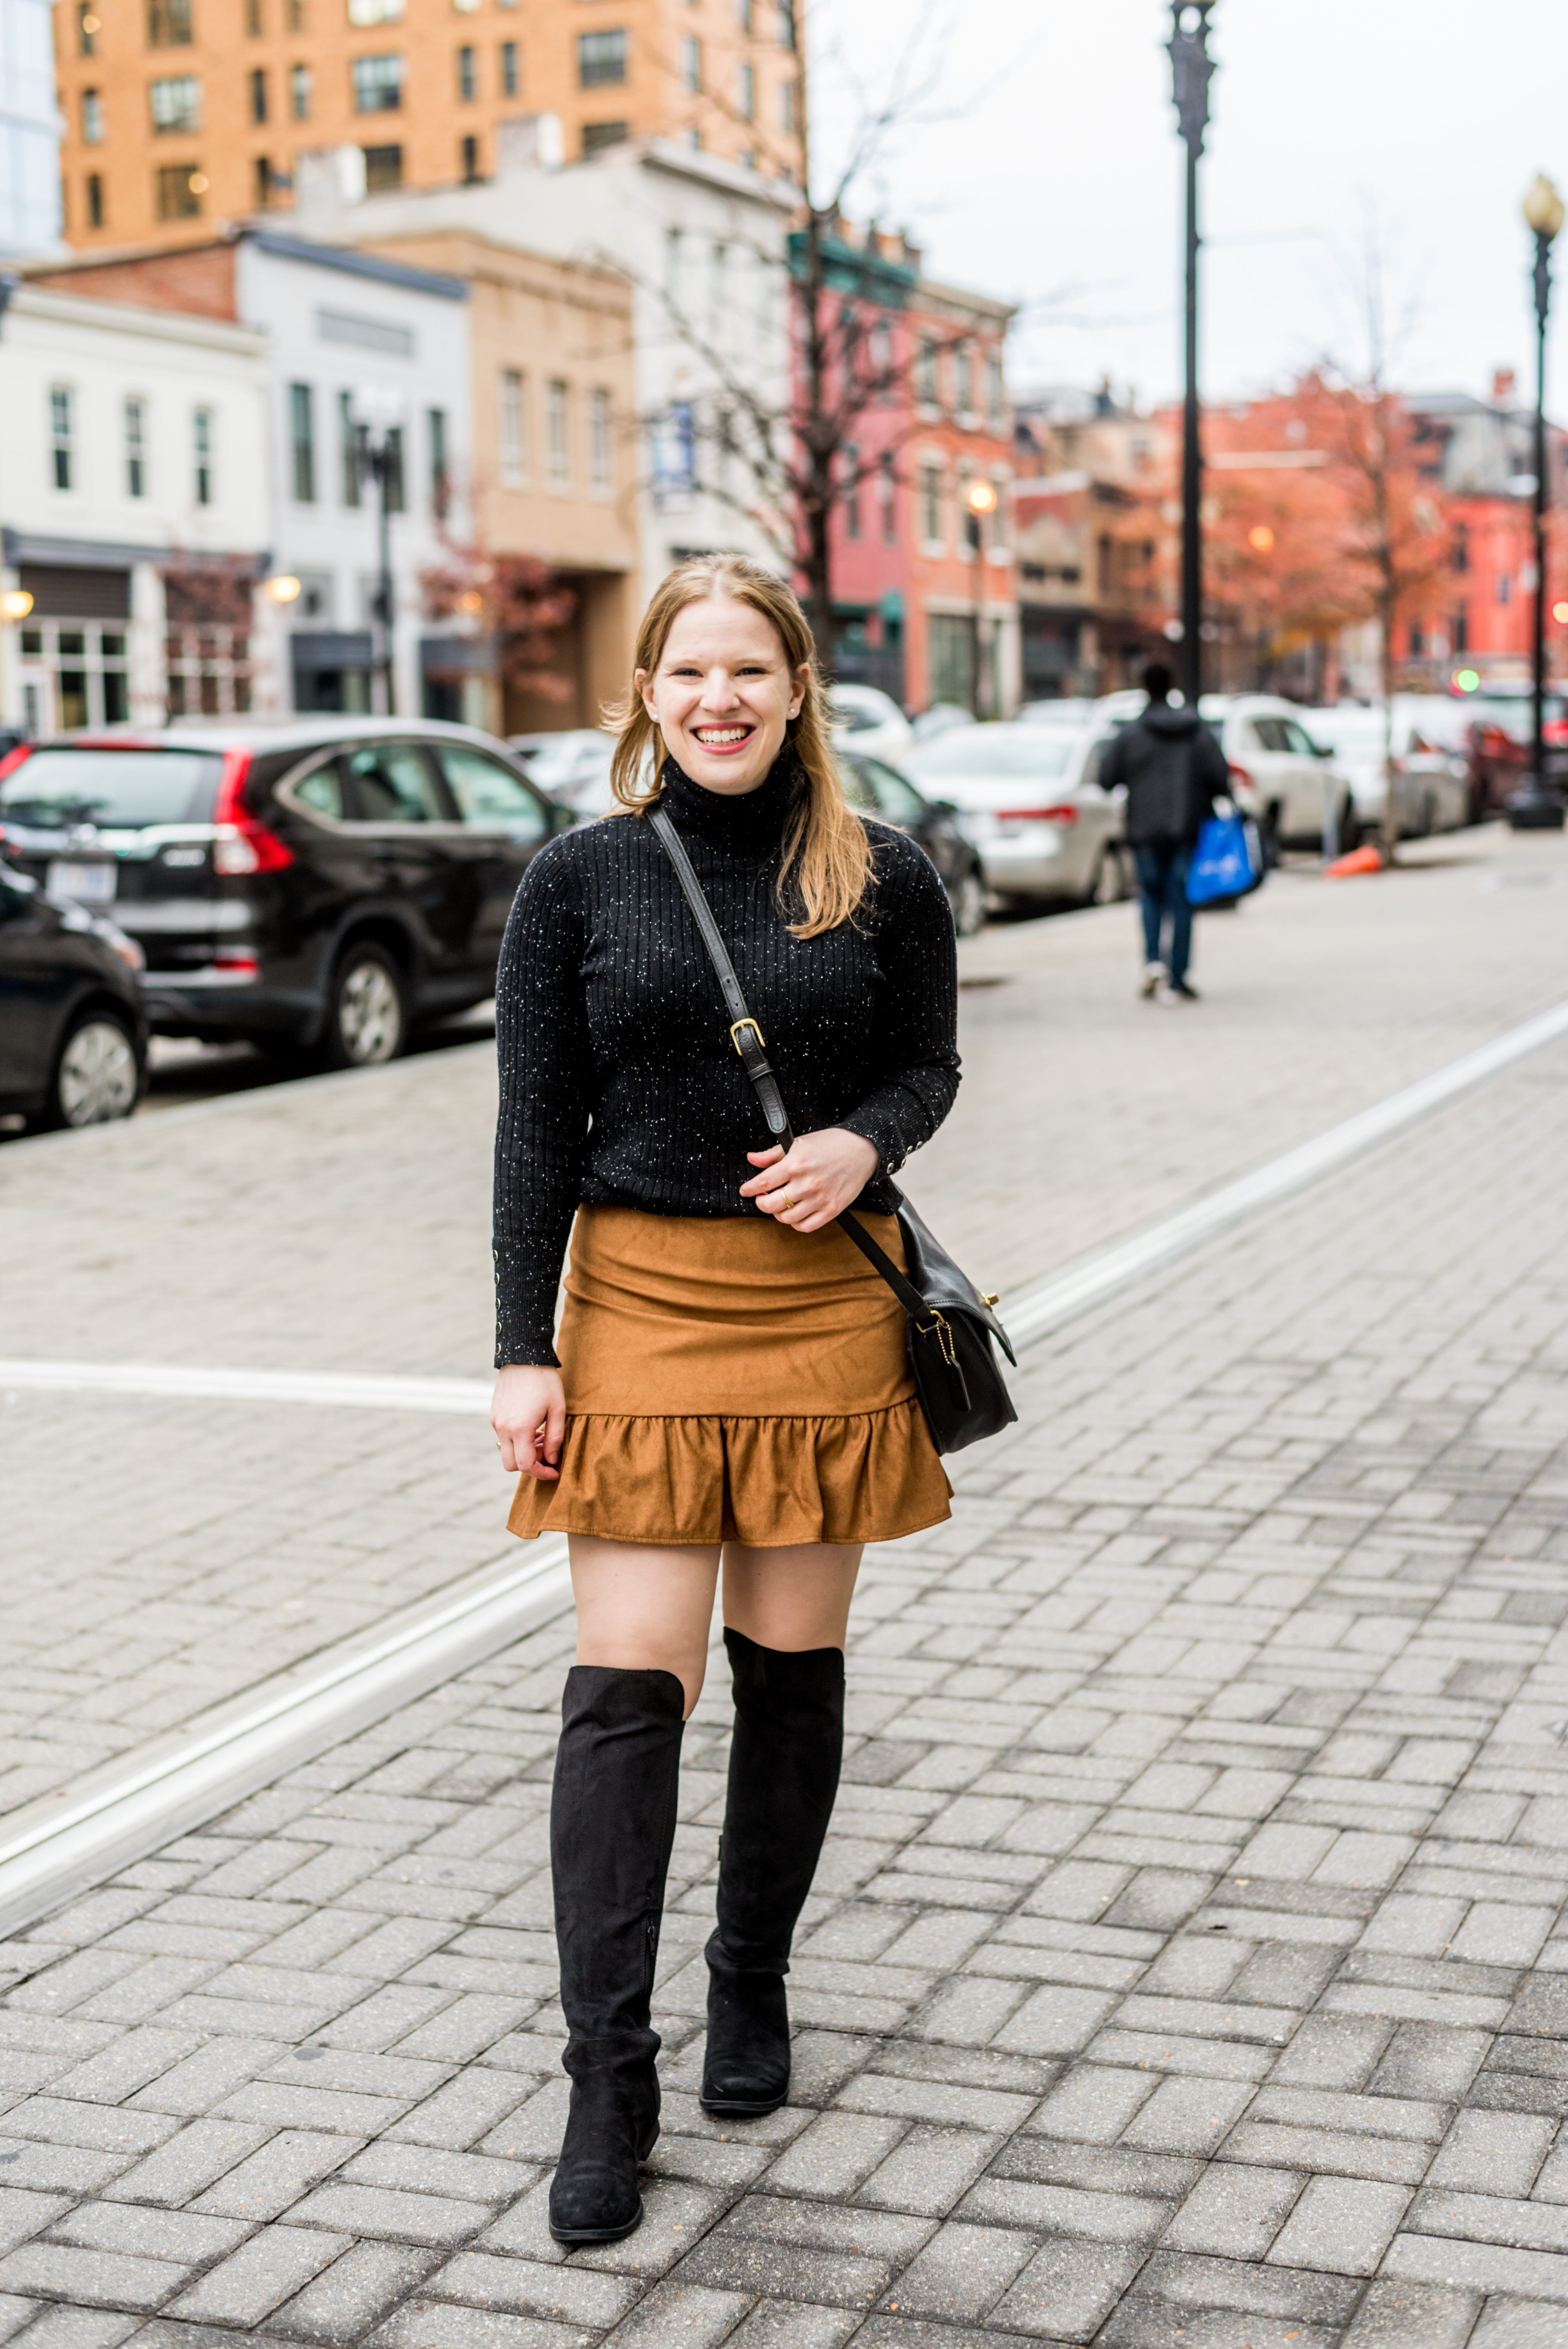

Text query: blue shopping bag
(1186, 811), (1264, 906)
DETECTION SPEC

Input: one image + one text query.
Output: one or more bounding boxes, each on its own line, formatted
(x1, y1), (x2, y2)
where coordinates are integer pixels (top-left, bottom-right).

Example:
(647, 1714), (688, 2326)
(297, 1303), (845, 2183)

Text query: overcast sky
(812, 0), (1568, 413)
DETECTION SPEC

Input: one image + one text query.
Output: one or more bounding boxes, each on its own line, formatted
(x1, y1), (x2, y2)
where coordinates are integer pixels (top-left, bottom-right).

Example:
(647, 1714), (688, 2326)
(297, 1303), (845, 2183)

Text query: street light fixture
(1167, 1), (1216, 708)
(966, 478), (997, 719)
(1507, 174), (1566, 828)
(348, 385), (407, 716)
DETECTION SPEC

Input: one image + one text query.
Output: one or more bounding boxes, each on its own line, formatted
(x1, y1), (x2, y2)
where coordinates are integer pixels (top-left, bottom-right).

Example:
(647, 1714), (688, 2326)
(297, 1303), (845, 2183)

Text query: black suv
(0, 861), (148, 1129)
(0, 720), (569, 1065)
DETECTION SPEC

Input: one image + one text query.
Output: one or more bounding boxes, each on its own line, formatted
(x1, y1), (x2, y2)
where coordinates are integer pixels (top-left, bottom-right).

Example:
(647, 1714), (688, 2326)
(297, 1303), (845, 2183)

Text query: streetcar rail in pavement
(3, 988), (1568, 1935)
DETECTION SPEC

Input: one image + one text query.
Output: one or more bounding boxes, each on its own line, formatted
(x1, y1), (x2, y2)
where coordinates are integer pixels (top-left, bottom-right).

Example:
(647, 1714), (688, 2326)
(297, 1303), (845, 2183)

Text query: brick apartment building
(810, 219), (1017, 717)
(54, 0), (803, 256)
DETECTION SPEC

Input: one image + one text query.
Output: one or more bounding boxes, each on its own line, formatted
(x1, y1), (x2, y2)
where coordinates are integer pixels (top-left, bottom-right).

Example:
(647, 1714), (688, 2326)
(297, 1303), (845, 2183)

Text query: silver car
(904, 722), (1130, 909)
(1303, 702), (1474, 841)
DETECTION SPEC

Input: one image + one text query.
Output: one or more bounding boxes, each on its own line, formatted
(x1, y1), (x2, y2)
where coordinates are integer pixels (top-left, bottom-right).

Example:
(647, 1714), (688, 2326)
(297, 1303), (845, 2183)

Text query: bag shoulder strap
(646, 804), (930, 1325)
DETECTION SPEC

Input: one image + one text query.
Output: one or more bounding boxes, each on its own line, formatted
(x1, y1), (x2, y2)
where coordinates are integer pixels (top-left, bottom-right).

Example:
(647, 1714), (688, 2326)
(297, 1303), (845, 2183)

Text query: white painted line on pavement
(1001, 992), (1568, 1347)
(6, 991), (1568, 1415)
(0, 1539), (572, 1941)
(4, 991), (1568, 1938)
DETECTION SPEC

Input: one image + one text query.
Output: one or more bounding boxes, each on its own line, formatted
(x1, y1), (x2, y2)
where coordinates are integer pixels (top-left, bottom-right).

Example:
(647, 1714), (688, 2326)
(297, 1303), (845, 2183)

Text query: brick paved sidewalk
(4, 1033), (1568, 2344)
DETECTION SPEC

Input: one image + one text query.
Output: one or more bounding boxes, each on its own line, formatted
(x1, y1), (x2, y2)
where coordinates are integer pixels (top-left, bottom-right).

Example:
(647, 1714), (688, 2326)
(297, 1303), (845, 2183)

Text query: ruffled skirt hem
(507, 1398), (952, 1548)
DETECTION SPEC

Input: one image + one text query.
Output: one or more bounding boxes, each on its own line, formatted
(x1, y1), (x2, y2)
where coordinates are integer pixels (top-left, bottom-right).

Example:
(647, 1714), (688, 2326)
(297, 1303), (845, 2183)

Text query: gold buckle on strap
(730, 1017), (766, 1055)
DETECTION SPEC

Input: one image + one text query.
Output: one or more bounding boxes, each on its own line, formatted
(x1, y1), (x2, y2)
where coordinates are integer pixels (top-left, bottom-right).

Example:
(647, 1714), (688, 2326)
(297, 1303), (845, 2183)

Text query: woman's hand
(741, 1127), (880, 1233)
(492, 1364), (567, 1481)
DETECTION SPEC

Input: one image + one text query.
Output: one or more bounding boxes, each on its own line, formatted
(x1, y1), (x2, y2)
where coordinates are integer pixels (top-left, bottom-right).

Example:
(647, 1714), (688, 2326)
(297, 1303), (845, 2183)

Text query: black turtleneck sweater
(492, 756), (961, 1366)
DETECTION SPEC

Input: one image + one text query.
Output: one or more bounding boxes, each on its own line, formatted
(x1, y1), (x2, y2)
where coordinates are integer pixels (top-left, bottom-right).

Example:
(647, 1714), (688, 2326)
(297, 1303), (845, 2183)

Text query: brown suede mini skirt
(508, 1204), (953, 1548)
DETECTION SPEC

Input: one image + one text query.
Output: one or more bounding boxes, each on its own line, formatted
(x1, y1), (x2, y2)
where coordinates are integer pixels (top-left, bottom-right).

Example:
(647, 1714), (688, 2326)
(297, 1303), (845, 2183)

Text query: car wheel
(323, 943), (407, 1069)
(948, 865), (987, 937)
(44, 1012), (141, 1130)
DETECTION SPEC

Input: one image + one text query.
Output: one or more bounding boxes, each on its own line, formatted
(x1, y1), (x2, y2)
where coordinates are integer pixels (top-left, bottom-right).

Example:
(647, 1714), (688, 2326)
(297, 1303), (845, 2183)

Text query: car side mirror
(930, 797), (957, 816)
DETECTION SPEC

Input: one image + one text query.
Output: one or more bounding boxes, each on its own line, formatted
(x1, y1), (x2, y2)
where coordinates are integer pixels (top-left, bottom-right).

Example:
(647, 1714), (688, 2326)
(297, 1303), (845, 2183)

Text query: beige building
(361, 226), (637, 733)
(52, 0), (802, 258)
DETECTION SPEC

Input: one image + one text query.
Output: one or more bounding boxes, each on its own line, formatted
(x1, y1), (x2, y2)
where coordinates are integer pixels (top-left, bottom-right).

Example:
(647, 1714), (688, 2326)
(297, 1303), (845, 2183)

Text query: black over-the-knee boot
(549, 1664), (686, 2243)
(701, 1628), (845, 2116)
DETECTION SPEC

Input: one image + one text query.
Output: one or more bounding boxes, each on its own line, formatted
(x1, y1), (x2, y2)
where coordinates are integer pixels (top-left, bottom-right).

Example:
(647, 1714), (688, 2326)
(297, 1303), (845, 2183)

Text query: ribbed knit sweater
(492, 754), (961, 1366)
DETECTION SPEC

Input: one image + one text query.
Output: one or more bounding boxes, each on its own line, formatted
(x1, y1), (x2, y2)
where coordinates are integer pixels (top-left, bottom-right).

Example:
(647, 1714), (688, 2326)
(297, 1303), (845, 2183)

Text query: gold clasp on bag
(730, 1017), (766, 1055)
(981, 1292), (1000, 1309)
(917, 1310), (959, 1367)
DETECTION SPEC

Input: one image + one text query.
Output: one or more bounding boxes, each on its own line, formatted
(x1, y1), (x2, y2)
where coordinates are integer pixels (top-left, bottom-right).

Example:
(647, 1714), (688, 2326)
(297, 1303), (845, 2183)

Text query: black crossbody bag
(649, 807), (1018, 1456)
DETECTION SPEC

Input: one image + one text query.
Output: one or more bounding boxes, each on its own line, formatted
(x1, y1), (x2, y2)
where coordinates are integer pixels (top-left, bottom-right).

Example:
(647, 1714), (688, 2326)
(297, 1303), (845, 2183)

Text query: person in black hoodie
(1100, 661), (1229, 1002)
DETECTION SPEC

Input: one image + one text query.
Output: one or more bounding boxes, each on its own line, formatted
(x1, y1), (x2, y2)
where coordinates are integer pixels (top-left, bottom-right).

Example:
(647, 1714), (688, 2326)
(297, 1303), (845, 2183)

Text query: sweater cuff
(839, 1105), (905, 1178)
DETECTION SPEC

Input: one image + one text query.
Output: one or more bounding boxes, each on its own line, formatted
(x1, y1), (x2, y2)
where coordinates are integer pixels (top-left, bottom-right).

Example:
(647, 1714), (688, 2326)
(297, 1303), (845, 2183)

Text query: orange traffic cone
(1325, 844), (1384, 877)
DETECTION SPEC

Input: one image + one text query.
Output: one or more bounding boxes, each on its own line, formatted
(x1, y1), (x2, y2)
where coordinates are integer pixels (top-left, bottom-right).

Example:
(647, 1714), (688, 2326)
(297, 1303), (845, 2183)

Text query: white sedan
(903, 722), (1130, 909)
(1303, 702), (1474, 841)
(829, 684), (916, 763)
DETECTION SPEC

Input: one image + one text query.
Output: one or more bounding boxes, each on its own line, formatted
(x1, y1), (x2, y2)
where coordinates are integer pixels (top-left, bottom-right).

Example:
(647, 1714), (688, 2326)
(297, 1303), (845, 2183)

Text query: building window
(582, 119), (628, 155)
(50, 387), (74, 492)
(879, 451), (896, 542)
(547, 378), (570, 487)
(1498, 572), (1512, 605)
(249, 66), (267, 121)
(338, 391), (362, 505)
(916, 336), (937, 406)
(77, 3), (97, 55)
(460, 132), (479, 180)
(347, 0), (403, 20)
(919, 462), (941, 544)
(362, 141), (403, 188)
(578, 30), (627, 86)
(352, 53), (405, 111)
(499, 369), (526, 484)
(953, 337), (973, 418)
(652, 401), (695, 501)
(86, 173), (105, 228)
(777, 0), (795, 47)
(680, 34), (701, 90)
(150, 75), (202, 133)
(735, 0), (752, 26)
(193, 406), (214, 504)
(82, 89), (104, 144)
(499, 38), (518, 94)
(290, 381), (315, 502)
(247, 0), (263, 27)
(289, 0), (304, 24)
(253, 154), (273, 205)
(780, 77), (795, 130)
(842, 445), (861, 541)
(1452, 523), (1469, 574)
(588, 386), (611, 494)
(987, 349), (1004, 427)
(290, 62), (312, 117)
(382, 428), (406, 513)
(124, 397), (148, 499)
(736, 59), (754, 118)
(147, 0), (194, 45)
(155, 162), (204, 216)
(456, 43), (475, 99)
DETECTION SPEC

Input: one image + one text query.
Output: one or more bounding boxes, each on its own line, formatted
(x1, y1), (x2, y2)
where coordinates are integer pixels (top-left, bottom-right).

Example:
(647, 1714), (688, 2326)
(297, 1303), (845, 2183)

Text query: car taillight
(996, 803), (1078, 823)
(0, 744), (33, 786)
(212, 747), (292, 874)
(1228, 762), (1254, 794)
(213, 949), (260, 976)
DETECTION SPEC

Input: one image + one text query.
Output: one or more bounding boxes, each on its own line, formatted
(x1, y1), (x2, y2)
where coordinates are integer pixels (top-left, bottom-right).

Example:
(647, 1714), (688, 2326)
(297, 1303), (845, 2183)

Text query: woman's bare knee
(721, 1541), (863, 1654)
(568, 1536), (720, 1718)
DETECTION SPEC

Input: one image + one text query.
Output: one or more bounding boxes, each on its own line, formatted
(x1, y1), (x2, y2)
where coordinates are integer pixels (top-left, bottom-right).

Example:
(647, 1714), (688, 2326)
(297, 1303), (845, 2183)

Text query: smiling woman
(488, 551), (960, 2249)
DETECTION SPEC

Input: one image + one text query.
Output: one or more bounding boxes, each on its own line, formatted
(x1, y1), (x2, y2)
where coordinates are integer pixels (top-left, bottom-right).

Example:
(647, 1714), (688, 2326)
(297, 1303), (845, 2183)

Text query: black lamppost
(349, 385), (406, 717)
(1506, 172), (1565, 830)
(1167, 2), (1215, 709)
(966, 478), (997, 717)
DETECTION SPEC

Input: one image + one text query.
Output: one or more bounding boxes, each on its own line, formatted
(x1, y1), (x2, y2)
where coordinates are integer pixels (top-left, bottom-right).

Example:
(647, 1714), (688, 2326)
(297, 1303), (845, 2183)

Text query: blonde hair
(609, 554), (873, 939)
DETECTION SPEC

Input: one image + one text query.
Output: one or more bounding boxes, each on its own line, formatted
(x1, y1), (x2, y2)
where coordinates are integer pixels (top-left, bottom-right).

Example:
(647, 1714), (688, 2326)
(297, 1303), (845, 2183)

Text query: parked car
(1017, 697), (1099, 727)
(910, 702), (976, 743)
(510, 728), (617, 817)
(828, 683), (915, 762)
(0, 720), (568, 1066)
(903, 721), (1130, 910)
(1198, 694), (1353, 850)
(1303, 701), (1474, 841)
(1445, 686), (1568, 812)
(834, 750), (987, 935)
(0, 857), (148, 1128)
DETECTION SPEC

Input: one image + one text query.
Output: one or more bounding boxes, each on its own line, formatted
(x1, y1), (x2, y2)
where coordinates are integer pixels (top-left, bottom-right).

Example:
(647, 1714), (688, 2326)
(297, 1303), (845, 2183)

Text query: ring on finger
(778, 1192), (795, 1210)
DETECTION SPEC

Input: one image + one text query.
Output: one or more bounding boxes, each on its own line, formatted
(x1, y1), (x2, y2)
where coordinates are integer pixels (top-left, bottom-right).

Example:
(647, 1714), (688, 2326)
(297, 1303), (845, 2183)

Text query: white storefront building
(293, 135), (795, 604)
(237, 230), (472, 722)
(0, 280), (270, 734)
